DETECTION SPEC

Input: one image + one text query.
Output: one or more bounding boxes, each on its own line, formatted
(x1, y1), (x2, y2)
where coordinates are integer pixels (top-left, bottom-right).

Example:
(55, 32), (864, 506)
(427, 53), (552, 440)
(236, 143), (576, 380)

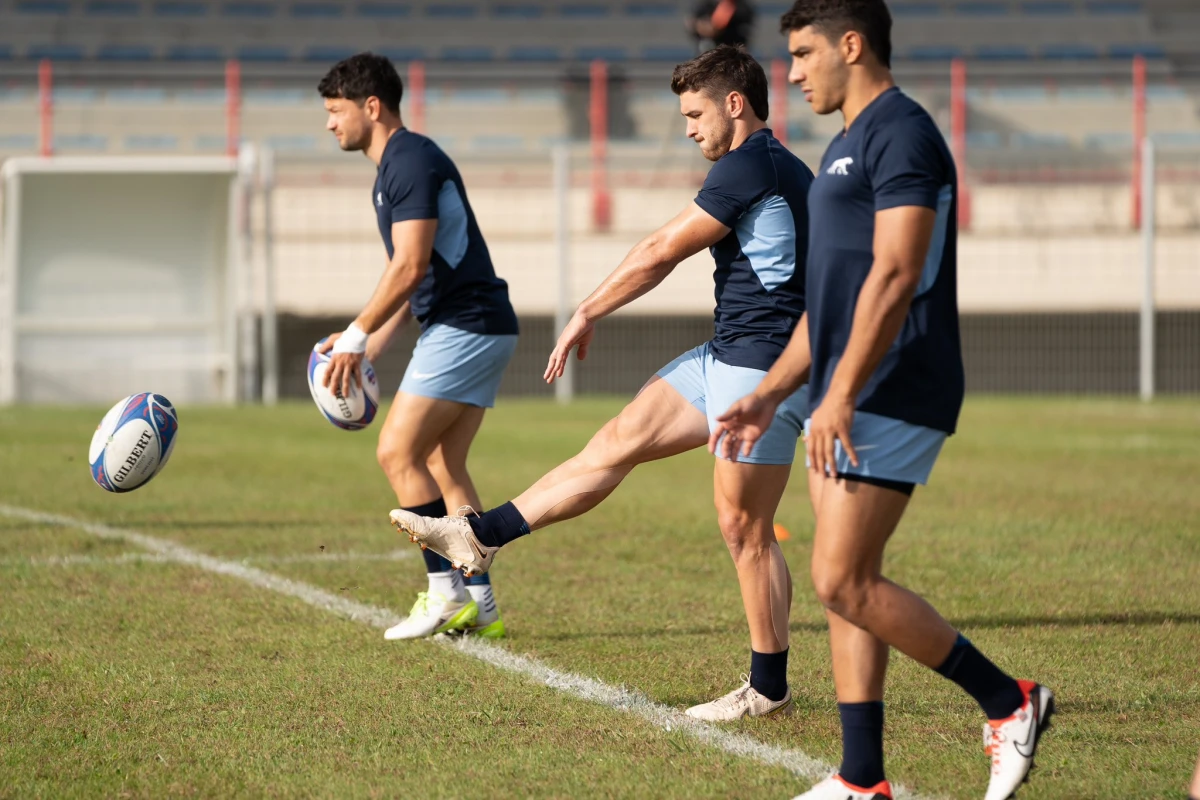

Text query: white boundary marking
(0, 550), (414, 568)
(0, 504), (935, 800)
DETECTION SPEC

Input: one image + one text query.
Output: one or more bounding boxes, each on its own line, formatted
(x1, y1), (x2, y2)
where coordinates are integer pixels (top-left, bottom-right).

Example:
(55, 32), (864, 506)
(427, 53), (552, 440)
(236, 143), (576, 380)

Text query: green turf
(2, 397), (1198, 799)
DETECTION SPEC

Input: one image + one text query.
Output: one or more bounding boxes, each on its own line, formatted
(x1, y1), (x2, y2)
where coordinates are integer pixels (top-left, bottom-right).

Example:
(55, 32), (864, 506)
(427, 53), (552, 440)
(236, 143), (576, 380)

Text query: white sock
(427, 570), (466, 602)
(467, 583), (499, 624)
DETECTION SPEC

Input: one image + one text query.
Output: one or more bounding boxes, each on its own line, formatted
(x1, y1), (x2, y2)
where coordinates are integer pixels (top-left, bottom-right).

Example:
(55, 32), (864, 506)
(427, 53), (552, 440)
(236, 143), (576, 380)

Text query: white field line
(0, 503), (935, 800)
(0, 550), (414, 568)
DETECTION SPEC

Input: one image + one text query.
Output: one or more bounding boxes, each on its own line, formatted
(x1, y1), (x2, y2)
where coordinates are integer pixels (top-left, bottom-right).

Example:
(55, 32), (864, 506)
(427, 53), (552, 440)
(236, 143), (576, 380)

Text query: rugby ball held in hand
(89, 392), (180, 493)
(307, 338), (381, 430)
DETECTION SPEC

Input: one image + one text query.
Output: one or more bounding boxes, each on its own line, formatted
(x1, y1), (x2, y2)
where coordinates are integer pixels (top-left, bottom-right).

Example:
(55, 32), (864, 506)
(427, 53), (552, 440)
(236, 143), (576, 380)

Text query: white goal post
(0, 155), (265, 405)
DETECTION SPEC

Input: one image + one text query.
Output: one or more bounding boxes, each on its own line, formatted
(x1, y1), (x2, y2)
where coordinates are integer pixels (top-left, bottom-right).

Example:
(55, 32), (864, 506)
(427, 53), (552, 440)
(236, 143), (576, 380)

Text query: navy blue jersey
(374, 130), (518, 335)
(806, 88), (964, 433)
(693, 129), (814, 372)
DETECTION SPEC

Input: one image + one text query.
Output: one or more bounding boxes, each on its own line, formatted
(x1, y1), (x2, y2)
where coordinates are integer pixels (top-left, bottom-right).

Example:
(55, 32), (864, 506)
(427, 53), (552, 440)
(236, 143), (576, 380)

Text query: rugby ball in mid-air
(307, 338), (381, 430)
(89, 392), (180, 493)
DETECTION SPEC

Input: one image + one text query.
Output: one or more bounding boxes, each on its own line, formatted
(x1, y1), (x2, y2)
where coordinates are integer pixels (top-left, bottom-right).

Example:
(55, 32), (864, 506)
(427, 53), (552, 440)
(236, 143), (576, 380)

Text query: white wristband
(331, 322), (369, 354)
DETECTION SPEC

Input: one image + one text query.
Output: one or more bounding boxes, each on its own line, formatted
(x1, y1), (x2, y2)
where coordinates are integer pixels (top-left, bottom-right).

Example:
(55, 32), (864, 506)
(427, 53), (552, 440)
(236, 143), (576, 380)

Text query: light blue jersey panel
(735, 194), (797, 293)
(433, 179), (469, 268)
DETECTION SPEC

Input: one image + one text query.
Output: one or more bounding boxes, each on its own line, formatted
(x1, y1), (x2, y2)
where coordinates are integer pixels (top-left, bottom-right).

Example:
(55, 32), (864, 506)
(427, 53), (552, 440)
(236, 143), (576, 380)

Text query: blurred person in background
(687, 0), (757, 51)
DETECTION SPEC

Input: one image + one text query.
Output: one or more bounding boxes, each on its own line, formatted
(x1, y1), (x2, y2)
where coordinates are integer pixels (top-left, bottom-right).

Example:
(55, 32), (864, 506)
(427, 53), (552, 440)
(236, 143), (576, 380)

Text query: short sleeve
(383, 159), (441, 224)
(866, 120), (947, 212)
(694, 152), (765, 228)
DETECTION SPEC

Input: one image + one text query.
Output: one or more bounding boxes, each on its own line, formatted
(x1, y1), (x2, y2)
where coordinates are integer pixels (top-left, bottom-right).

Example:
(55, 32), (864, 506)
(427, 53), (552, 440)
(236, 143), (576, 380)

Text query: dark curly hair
(317, 52), (403, 114)
(670, 45), (769, 122)
(779, 0), (893, 69)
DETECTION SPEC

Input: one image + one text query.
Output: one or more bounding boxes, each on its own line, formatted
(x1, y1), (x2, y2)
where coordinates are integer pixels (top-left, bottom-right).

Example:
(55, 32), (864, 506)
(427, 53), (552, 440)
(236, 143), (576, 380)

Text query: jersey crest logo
(376, 191), (384, 207)
(827, 157), (854, 176)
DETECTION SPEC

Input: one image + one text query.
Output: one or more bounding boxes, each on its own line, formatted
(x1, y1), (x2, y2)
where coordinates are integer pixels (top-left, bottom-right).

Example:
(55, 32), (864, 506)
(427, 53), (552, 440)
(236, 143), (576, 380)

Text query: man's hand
(317, 332), (364, 398)
(708, 392), (780, 462)
(805, 390), (858, 480)
(544, 311), (596, 384)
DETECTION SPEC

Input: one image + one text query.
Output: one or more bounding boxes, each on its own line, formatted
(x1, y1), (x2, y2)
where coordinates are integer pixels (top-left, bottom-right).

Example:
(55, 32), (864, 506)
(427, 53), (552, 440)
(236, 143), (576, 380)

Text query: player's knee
(810, 562), (871, 620)
(377, 435), (421, 477)
(716, 507), (765, 561)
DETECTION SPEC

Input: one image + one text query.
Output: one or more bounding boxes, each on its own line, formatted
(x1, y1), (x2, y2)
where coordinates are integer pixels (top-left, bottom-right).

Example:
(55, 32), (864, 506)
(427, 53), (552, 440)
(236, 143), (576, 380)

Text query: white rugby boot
(792, 774), (893, 800)
(390, 506), (498, 577)
(984, 680), (1055, 800)
(383, 591), (478, 640)
(684, 674), (793, 721)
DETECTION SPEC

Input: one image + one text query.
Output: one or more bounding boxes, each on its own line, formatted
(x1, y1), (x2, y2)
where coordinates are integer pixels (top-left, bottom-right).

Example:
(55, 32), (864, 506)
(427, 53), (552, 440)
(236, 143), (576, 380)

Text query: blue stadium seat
(245, 88), (306, 103)
(954, 2), (1009, 15)
(1109, 43), (1166, 59)
(559, 4), (609, 18)
(238, 45), (291, 61)
(757, 3), (791, 14)
(1020, 1), (1074, 14)
(1084, 132), (1132, 149)
(357, 2), (410, 16)
(509, 45), (562, 62)
(195, 134), (233, 151)
(426, 4), (479, 18)
(55, 134), (109, 150)
(0, 134), (38, 150)
(292, 2), (344, 17)
(472, 134), (526, 150)
(623, 3), (675, 16)
(642, 45), (696, 61)
(1152, 131), (1200, 147)
(1041, 43), (1100, 59)
(1012, 132), (1070, 148)
(155, 1), (208, 16)
(17, 1), (70, 13)
(575, 45), (628, 61)
(1085, 0), (1141, 13)
(54, 87), (100, 102)
(97, 44), (155, 61)
(966, 131), (1003, 148)
(493, 4), (544, 18)
(265, 135), (319, 151)
(28, 44), (85, 60)
(0, 45), (12, 60)
(304, 46), (358, 62)
(174, 88), (227, 103)
(167, 45), (224, 61)
(86, 1), (140, 14)
(107, 88), (168, 102)
(976, 45), (1031, 60)
(125, 134), (180, 151)
(891, 3), (941, 16)
(223, 2), (277, 17)
(441, 46), (494, 61)
(376, 46), (426, 61)
(909, 45), (963, 60)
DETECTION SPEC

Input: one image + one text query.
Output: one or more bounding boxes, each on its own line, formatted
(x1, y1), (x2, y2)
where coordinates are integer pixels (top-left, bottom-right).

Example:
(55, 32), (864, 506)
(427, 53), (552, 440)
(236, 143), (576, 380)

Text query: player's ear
(365, 95), (381, 121)
(842, 30), (865, 65)
(727, 90), (743, 119)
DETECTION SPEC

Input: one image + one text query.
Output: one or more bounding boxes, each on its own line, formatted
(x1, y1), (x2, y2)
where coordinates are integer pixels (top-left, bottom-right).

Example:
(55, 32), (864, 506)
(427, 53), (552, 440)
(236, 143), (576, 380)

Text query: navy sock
(749, 648), (789, 702)
(934, 633), (1025, 719)
(405, 498), (454, 574)
(837, 701), (886, 788)
(468, 501), (531, 549)
(463, 571), (491, 587)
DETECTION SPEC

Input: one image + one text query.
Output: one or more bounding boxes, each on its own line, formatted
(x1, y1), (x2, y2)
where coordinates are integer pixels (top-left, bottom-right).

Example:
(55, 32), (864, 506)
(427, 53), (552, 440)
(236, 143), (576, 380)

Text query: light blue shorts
(803, 411), (947, 485)
(399, 324), (518, 408)
(657, 342), (808, 466)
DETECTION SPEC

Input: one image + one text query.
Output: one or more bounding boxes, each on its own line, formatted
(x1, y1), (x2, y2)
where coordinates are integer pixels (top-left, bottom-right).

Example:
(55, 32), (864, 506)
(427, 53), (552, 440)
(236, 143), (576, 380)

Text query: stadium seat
(356, 2), (411, 17)
(27, 44), (85, 61)
(1151, 131), (1200, 147)
(1020, 1), (1075, 14)
(559, 4), (610, 18)
(966, 131), (1004, 148)
(976, 45), (1031, 60)
(954, 2), (1010, 15)
(441, 46), (495, 61)
(237, 45), (292, 61)
(575, 45), (628, 61)
(1109, 43), (1166, 59)
(304, 46), (359, 62)
(54, 87), (100, 102)
(1085, 0), (1142, 13)
(97, 44), (155, 61)
(223, 2), (277, 17)
(471, 135), (527, 151)
(154, 1), (208, 16)
(55, 134), (109, 150)
(195, 134), (233, 151)
(174, 88), (228, 103)
(125, 134), (180, 151)
(265, 134), (319, 151)
(1041, 43), (1100, 59)
(16, 1), (69, 14)
(426, 4), (479, 18)
(623, 3), (676, 16)
(0, 45), (12, 60)
(641, 45), (697, 61)
(509, 45), (563, 62)
(1012, 131), (1071, 148)
(909, 45), (963, 60)
(291, 2), (344, 17)
(244, 88), (307, 103)
(376, 46), (426, 61)
(0, 134), (38, 150)
(1084, 132), (1132, 148)
(167, 45), (224, 61)
(492, 4), (544, 18)
(107, 88), (168, 102)
(891, 3), (942, 16)
(85, 1), (140, 14)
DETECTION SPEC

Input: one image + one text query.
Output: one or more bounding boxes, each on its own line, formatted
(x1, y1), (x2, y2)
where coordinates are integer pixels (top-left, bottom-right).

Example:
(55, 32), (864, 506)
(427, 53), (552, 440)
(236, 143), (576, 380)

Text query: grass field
(2, 397), (1199, 799)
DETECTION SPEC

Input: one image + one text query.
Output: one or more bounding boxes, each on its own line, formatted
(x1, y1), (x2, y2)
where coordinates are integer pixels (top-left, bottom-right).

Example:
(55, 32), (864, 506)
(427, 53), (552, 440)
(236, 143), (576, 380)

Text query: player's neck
(729, 119), (768, 152)
(364, 120), (404, 166)
(840, 70), (896, 131)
